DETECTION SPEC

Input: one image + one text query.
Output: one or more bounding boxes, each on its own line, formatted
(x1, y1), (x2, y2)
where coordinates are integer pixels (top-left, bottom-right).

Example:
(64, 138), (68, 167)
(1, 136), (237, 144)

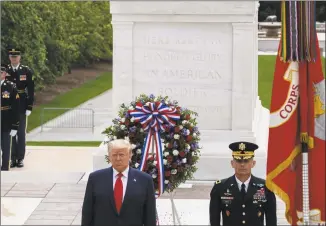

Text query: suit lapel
(244, 176), (256, 203)
(107, 167), (118, 215)
(119, 168), (134, 214)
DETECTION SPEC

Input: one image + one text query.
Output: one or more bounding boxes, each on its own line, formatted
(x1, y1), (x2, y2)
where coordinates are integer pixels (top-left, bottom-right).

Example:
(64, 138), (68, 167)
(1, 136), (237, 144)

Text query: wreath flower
(102, 94), (201, 196)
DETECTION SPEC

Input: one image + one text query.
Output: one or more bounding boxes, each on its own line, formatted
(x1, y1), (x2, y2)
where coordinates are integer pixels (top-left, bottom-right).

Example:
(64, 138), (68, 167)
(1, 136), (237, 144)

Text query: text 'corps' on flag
(266, 1), (325, 225)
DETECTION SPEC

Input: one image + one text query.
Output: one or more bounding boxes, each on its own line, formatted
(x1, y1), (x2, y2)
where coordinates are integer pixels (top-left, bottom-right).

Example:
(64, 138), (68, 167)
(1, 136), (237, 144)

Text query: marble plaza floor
(1, 146), (290, 225)
(1, 182), (290, 225)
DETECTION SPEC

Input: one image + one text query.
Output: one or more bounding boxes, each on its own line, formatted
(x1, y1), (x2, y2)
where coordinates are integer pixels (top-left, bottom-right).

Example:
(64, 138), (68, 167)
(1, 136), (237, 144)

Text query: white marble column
(112, 21), (134, 114)
(231, 23), (257, 131)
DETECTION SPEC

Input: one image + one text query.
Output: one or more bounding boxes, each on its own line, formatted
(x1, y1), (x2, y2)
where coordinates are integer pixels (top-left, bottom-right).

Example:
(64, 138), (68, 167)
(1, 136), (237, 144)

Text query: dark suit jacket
(82, 167), (156, 226)
(210, 175), (277, 226)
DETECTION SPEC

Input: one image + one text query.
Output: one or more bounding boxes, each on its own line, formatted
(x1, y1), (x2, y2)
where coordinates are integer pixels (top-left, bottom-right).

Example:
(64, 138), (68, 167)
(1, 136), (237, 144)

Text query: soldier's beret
(229, 141), (259, 160)
(8, 48), (21, 56)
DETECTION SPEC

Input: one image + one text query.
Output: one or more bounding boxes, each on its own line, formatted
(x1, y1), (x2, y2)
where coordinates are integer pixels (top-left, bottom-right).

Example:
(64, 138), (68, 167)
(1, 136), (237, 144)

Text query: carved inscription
(144, 36), (222, 45)
(141, 35), (224, 81)
(158, 87), (208, 98)
(148, 69), (221, 80)
(133, 23), (233, 129)
(187, 106), (220, 114)
(144, 51), (219, 62)
(157, 88), (221, 113)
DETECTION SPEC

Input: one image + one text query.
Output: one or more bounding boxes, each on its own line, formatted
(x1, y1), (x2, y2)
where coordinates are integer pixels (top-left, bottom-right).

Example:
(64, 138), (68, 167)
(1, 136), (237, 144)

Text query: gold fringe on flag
(279, 1), (317, 62)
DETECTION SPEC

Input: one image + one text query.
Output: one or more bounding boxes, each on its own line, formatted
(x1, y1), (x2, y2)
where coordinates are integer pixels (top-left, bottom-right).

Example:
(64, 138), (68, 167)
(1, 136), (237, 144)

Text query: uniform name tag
(221, 196), (234, 200)
(222, 199), (232, 205)
(20, 75), (26, 81)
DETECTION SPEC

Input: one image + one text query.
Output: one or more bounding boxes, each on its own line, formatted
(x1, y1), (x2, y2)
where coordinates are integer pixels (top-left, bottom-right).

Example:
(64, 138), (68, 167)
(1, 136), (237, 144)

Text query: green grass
(258, 55), (326, 110)
(26, 141), (101, 147)
(27, 71), (112, 132)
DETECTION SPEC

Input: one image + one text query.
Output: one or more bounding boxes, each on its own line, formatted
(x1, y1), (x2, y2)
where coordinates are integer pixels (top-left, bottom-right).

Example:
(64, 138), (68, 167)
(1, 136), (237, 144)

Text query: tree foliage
(258, 1), (326, 22)
(1, 1), (112, 90)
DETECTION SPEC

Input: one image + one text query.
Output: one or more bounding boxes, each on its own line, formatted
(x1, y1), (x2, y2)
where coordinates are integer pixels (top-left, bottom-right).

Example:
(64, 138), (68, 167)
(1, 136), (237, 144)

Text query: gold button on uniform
(242, 204), (245, 208)
(243, 212), (245, 215)
(242, 220), (246, 224)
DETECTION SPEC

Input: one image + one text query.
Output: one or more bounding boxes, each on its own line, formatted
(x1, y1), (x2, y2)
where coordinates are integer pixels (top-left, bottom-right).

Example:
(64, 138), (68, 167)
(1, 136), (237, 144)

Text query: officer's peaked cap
(229, 141), (259, 160)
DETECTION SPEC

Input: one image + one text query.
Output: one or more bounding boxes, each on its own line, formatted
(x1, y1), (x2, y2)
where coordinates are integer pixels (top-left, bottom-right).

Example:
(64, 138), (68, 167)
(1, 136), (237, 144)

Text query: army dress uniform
(6, 48), (35, 167)
(209, 142), (277, 226)
(1, 64), (20, 171)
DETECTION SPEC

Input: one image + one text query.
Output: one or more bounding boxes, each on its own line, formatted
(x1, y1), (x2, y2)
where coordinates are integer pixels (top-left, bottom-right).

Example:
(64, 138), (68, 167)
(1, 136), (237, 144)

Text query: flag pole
(280, 1), (318, 224)
(301, 142), (310, 225)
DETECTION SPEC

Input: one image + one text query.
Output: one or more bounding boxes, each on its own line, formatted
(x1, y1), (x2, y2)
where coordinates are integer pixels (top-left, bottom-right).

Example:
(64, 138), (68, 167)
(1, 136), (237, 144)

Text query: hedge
(1, 1), (112, 90)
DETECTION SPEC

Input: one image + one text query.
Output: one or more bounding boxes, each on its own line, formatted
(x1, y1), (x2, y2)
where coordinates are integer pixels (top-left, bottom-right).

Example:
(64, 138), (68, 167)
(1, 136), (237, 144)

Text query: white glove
(10, 130), (17, 137)
(26, 110), (32, 116)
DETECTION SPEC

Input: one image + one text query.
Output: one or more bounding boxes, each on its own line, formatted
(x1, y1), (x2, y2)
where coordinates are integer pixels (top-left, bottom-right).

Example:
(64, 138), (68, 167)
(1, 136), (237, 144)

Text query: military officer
(6, 48), (35, 168)
(209, 141), (277, 226)
(1, 64), (20, 171)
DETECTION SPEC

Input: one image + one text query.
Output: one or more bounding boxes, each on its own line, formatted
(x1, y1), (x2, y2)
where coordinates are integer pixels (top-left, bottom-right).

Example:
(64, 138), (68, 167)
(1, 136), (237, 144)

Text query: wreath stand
(169, 191), (182, 225)
(150, 139), (182, 226)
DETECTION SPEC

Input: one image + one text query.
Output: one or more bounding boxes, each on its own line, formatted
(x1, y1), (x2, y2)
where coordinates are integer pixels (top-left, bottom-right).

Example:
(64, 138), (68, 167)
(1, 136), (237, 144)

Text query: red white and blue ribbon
(129, 101), (180, 197)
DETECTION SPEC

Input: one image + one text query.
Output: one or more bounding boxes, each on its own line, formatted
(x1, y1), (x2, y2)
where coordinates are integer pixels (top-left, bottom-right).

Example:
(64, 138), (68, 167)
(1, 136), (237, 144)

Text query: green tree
(1, 1), (113, 90)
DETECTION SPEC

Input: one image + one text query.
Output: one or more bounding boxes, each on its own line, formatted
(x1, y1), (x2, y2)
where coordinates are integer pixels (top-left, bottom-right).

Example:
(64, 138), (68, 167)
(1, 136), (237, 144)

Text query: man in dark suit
(1, 64), (20, 171)
(82, 139), (156, 226)
(6, 48), (35, 168)
(209, 141), (277, 226)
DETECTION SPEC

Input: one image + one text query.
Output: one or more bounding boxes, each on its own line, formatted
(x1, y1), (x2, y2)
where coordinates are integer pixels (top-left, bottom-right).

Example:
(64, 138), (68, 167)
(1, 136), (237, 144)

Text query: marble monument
(94, 1), (270, 180)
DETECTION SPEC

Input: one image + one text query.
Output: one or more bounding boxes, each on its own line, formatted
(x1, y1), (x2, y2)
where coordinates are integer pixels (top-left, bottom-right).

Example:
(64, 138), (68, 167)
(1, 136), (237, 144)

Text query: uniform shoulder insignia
(16, 94), (19, 99)
(215, 179), (221, 184)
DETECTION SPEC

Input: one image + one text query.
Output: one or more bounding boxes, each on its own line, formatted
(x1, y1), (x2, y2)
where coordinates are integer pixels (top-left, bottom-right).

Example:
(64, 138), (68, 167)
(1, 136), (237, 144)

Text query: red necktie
(114, 173), (123, 213)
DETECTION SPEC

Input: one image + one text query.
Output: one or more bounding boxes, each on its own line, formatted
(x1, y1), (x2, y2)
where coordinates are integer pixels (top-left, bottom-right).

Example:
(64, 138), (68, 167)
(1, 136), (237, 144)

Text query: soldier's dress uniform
(6, 48), (35, 168)
(1, 64), (20, 171)
(209, 141), (277, 226)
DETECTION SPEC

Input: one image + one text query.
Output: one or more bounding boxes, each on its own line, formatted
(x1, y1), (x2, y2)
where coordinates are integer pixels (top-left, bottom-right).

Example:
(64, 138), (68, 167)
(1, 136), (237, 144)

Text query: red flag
(266, 36), (325, 225)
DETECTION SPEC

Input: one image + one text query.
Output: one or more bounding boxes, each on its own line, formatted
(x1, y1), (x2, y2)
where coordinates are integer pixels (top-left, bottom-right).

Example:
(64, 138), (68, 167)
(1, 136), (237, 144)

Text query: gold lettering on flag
(270, 62), (299, 128)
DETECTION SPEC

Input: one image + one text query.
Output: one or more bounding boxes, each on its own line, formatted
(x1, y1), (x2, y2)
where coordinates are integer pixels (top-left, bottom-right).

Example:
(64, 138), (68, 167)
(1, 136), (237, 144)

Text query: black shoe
(10, 160), (16, 168)
(16, 159), (24, 168)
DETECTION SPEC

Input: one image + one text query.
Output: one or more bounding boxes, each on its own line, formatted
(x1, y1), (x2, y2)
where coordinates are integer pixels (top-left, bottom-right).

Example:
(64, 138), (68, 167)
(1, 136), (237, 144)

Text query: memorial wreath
(102, 94), (201, 197)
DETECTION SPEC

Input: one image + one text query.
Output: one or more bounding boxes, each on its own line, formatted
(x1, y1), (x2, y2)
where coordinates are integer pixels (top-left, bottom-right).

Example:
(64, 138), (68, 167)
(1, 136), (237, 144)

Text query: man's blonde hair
(108, 139), (133, 154)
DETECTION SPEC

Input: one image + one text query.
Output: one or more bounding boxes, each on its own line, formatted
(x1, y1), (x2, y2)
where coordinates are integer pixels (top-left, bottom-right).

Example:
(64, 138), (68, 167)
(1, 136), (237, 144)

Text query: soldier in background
(209, 141), (277, 226)
(1, 64), (20, 171)
(6, 48), (35, 168)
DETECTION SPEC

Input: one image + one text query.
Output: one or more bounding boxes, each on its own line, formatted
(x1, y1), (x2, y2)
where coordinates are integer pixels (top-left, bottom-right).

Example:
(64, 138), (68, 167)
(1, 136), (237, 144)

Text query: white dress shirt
(1, 80), (4, 85)
(113, 167), (129, 201)
(235, 175), (251, 192)
(11, 64), (20, 71)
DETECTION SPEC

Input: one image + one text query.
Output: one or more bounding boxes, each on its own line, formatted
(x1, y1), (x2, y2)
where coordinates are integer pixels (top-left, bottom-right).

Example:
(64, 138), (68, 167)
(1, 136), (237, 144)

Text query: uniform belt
(17, 89), (26, 94)
(1, 106), (11, 111)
